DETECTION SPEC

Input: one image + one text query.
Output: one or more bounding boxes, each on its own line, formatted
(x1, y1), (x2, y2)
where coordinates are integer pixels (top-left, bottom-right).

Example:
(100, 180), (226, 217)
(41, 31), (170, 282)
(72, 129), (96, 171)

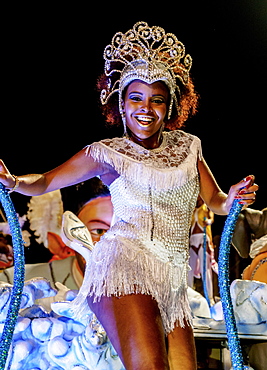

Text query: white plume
(27, 190), (63, 248)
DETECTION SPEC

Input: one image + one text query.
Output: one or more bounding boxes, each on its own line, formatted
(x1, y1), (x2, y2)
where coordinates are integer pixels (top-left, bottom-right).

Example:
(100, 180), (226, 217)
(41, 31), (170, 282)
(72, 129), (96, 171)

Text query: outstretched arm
(0, 147), (105, 196)
(198, 158), (258, 215)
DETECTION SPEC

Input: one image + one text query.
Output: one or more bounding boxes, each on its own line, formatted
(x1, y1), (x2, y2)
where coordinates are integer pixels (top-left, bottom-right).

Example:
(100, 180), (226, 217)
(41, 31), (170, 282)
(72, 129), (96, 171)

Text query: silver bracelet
(8, 175), (20, 193)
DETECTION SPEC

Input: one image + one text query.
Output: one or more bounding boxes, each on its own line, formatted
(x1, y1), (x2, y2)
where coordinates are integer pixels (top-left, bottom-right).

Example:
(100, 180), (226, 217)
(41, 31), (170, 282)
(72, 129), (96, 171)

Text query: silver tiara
(100, 21), (193, 120)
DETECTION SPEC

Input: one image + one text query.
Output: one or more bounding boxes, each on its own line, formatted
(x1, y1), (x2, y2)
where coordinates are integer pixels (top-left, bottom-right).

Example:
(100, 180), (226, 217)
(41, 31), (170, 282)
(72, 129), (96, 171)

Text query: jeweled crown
(100, 21), (192, 108)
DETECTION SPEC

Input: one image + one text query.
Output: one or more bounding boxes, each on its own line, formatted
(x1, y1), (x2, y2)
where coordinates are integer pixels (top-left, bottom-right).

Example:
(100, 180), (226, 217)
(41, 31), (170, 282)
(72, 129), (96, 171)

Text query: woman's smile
(133, 114), (156, 127)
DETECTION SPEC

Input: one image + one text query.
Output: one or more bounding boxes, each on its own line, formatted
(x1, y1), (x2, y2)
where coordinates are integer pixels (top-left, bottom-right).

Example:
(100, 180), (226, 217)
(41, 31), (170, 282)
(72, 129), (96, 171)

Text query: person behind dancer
(188, 196), (217, 303)
(230, 208), (267, 370)
(0, 22), (258, 370)
(0, 178), (113, 290)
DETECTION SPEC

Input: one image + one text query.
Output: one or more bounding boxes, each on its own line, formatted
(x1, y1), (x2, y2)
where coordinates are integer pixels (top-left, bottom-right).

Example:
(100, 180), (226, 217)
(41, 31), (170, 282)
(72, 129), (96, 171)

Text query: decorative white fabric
(72, 130), (202, 334)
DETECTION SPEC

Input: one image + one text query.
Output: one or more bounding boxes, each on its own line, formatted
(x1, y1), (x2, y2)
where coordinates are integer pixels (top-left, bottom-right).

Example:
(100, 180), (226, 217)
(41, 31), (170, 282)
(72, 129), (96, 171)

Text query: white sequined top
(73, 130), (202, 334)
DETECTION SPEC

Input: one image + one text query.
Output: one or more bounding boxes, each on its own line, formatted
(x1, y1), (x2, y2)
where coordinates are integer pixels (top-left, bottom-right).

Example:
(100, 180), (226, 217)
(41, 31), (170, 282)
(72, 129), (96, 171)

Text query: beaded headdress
(100, 21), (193, 124)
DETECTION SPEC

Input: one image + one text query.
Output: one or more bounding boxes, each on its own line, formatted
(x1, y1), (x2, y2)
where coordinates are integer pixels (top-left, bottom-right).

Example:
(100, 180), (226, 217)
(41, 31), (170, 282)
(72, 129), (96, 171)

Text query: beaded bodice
(88, 130), (201, 261)
(109, 175), (199, 258)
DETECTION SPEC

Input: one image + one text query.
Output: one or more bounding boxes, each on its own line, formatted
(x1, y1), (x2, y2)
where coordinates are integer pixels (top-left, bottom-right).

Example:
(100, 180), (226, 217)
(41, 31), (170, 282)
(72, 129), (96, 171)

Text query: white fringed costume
(72, 130), (202, 335)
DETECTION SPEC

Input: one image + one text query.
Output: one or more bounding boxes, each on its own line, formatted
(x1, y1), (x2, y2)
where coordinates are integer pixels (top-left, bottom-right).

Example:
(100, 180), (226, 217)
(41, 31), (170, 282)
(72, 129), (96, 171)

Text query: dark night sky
(2, 1), (266, 228)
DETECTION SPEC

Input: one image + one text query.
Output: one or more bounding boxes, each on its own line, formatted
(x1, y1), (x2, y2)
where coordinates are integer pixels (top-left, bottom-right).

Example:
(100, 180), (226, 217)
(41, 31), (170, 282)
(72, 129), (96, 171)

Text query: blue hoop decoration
(218, 198), (244, 370)
(0, 183), (25, 370)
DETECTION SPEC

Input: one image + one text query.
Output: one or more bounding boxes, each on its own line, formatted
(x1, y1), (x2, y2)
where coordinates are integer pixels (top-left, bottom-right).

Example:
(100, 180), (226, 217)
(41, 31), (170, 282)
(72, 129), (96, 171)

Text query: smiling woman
(122, 80), (168, 148)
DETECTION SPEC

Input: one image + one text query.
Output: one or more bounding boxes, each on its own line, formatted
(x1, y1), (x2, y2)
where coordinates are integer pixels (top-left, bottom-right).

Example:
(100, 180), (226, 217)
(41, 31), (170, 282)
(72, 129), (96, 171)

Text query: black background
(2, 1), (266, 239)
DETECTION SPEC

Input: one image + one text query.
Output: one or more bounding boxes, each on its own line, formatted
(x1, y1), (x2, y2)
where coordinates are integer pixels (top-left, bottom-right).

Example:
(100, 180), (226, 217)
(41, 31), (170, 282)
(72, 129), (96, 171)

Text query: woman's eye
(90, 229), (107, 237)
(152, 98), (165, 104)
(130, 96), (142, 102)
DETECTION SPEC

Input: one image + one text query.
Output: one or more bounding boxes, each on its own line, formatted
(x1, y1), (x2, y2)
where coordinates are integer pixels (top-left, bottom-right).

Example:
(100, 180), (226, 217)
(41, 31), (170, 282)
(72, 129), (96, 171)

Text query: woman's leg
(87, 294), (170, 370)
(167, 322), (197, 370)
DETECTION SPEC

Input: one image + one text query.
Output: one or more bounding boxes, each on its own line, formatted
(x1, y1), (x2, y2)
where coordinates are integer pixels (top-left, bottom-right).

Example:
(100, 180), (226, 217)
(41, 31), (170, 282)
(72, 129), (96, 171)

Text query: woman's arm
(0, 147), (105, 196)
(198, 158), (258, 215)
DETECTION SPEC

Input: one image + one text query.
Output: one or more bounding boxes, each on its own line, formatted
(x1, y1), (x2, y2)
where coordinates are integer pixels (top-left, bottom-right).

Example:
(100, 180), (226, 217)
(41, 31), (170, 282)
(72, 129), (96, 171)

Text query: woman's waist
(112, 212), (192, 231)
(103, 222), (190, 261)
(112, 215), (189, 236)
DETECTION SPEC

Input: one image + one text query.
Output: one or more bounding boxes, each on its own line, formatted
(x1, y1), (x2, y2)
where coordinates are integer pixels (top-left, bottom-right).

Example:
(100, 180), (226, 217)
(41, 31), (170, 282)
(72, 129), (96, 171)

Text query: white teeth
(135, 116), (154, 122)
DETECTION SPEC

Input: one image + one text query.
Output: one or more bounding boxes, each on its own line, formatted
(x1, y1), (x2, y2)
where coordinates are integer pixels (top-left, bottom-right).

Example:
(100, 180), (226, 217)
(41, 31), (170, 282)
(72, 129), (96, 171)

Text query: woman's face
(75, 196), (113, 274)
(123, 80), (169, 141)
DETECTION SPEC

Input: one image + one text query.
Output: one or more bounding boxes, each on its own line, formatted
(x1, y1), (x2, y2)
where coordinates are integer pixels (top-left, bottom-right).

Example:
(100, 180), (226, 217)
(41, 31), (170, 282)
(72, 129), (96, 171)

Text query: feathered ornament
(27, 190), (63, 248)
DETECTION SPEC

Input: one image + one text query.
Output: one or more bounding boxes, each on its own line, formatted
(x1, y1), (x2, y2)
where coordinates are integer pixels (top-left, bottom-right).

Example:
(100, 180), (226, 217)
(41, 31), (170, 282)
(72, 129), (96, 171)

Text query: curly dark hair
(96, 66), (199, 131)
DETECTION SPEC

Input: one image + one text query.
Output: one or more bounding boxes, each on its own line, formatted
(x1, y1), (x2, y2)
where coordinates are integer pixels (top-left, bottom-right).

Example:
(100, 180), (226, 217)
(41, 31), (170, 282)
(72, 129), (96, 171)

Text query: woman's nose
(140, 99), (152, 112)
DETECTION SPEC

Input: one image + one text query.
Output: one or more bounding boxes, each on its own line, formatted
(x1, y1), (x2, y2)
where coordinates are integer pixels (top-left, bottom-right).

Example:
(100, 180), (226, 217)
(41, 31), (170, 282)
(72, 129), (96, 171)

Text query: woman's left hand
(225, 175), (259, 213)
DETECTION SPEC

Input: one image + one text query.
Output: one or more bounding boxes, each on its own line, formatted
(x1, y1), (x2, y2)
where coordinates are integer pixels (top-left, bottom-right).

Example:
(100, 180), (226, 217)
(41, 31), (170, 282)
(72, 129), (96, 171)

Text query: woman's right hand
(0, 160), (16, 189)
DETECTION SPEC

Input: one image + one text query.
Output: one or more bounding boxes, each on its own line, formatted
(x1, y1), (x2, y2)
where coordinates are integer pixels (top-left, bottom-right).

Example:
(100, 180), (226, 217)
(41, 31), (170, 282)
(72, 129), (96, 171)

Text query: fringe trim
(85, 132), (202, 190)
(69, 237), (192, 334)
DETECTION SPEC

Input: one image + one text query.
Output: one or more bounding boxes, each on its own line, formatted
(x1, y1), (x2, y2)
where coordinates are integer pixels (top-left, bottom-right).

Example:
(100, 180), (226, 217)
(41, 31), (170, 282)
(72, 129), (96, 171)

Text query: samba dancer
(0, 22), (258, 369)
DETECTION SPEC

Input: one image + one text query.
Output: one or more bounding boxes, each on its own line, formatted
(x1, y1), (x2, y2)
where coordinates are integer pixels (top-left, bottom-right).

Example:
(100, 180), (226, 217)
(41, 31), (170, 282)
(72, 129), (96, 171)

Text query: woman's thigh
(167, 322), (197, 370)
(87, 294), (170, 370)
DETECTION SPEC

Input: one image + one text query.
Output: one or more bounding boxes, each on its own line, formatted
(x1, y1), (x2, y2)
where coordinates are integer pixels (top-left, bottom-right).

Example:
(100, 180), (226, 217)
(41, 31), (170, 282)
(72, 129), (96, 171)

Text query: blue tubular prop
(0, 183), (25, 370)
(218, 198), (244, 370)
